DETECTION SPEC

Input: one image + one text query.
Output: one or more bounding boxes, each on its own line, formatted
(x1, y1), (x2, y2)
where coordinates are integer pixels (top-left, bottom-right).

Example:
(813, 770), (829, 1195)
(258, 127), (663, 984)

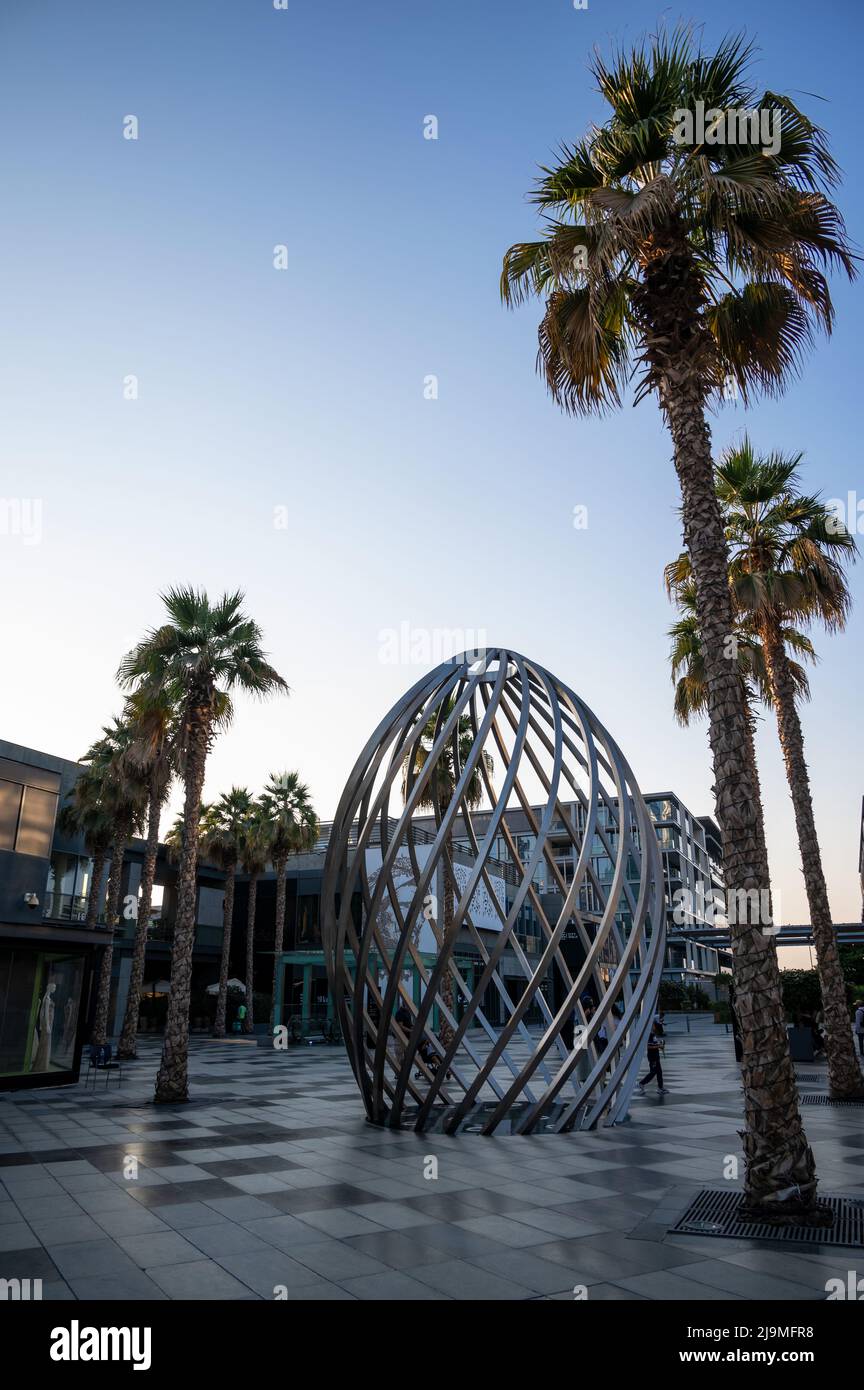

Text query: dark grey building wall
(0, 739), (85, 926)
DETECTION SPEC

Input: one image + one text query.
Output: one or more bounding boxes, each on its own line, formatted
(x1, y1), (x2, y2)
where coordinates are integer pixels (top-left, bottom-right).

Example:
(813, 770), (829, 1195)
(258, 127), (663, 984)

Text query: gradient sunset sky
(1, 0), (861, 944)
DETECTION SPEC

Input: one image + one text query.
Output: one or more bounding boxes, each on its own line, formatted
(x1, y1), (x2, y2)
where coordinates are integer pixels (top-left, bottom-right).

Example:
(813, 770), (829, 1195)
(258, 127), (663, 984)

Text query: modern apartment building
(0, 740), (102, 1090)
(0, 739), (229, 1090)
(411, 791), (729, 996)
(268, 791), (728, 1030)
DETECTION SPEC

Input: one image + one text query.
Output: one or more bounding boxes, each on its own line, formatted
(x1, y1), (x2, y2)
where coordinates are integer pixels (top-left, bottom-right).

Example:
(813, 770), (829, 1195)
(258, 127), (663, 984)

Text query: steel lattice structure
(322, 649), (665, 1133)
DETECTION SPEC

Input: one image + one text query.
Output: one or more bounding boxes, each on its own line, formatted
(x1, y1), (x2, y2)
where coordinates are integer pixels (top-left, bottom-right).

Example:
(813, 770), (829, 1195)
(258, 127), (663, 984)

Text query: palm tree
(118, 588), (288, 1102)
(716, 440), (862, 1099)
(200, 789), (255, 1037)
(500, 26), (854, 1217)
(80, 721), (147, 1047)
(238, 810), (270, 1035)
(115, 689), (176, 1060)
(666, 575), (814, 887)
(401, 700), (492, 1047)
(259, 772), (319, 1028)
(162, 809), (189, 865)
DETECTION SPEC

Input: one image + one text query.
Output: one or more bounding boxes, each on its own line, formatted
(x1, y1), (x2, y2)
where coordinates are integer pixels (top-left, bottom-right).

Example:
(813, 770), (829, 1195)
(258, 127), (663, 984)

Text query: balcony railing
(42, 892), (106, 926)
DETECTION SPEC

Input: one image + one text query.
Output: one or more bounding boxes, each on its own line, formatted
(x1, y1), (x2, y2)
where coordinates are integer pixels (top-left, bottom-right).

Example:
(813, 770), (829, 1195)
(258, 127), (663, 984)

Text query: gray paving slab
(405, 1257), (534, 1300)
(339, 1269), (452, 1299)
(217, 1247), (328, 1295)
(116, 1230), (207, 1268)
(146, 1259), (260, 1300)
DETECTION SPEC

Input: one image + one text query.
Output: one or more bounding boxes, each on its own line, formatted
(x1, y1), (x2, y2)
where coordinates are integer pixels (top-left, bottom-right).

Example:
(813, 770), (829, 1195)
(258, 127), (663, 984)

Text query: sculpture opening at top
(322, 648), (665, 1134)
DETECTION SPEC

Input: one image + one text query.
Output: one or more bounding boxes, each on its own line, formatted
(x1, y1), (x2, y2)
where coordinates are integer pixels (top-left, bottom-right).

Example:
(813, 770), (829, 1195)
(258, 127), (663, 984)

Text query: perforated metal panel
(671, 1188), (864, 1247)
(800, 1095), (864, 1107)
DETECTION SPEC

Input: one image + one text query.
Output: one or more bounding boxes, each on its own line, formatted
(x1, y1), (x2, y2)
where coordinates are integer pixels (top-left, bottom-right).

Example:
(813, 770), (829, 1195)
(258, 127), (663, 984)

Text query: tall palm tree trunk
(117, 784), (161, 1060)
(244, 875), (258, 1034)
(213, 864), (236, 1037)
(745, 714), (770, 893)
(638, 236), (818, 1216)
(155, 708), (210, 1103)
(271, 860), (287, 1029)
(760, 619), (864, 1099)
(91, 839), (126, 1046)
(85, 850), (107, 928)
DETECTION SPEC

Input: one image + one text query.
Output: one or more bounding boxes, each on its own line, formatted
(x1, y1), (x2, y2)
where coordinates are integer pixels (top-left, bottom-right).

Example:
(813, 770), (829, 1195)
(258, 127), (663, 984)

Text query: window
(17, 787), (58, 857)
(516, 834), (534, 863)
(45, 852), (95, 920)
(297, 894), (321, 946)
(0, 759), (60, 857)
(0, 780), (21, 850)
(0, 947), (85, 1077)
(197, 886), (225, 928)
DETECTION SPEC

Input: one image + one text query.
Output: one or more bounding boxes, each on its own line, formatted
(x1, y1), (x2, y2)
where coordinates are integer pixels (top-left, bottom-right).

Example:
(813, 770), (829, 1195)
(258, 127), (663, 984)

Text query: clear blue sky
(1, 0), (861, 937)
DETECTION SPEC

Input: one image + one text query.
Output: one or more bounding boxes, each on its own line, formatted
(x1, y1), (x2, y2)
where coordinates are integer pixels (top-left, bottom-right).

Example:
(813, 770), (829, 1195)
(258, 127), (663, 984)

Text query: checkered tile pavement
(1, 1033), (861, 1300)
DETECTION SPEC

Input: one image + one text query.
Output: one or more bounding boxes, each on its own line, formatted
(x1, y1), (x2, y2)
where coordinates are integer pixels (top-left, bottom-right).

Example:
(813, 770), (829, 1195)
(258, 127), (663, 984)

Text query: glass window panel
(297, 894), (320, 946)
(29, 954), (85, 1074)
(75, 858), (93, 901)
(46, 852), (81, 918)
(0, 948), (37, 1074)
(47, 853), (78, 896)
(0, 758), (60, 794)
(16, 787), (58, 857)
(197, 886), (225, 927)
(0, 780), (22, 851)
(0, 948), (84, 1077)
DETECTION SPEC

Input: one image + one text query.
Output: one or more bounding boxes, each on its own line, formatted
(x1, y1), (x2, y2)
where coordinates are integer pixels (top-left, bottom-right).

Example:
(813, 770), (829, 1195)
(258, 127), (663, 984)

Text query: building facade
(0, 741), (102, 1090)
(0, 739), (234, 1089)
(272, 790), (730, 1031)
(0, 735), (730, 1088)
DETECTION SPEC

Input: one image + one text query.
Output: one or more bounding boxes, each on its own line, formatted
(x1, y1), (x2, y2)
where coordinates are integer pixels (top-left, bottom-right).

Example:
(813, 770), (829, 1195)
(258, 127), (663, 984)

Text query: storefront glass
(0, 947), (85, 1079)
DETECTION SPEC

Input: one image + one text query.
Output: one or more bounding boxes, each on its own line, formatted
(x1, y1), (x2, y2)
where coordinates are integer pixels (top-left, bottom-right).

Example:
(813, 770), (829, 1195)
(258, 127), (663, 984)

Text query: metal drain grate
(671, 1189), (864, 1247)
(800, 1094), (864, 1107)
(795, 1073), (823, 1083)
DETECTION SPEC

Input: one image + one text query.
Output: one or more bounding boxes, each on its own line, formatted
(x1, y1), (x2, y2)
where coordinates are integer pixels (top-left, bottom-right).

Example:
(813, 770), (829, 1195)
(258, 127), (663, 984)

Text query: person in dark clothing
(392, 1000), (412, 1068)
(585, 1003), (608, 1053)
(415, 1035), (443, 1078)
(365, 994), (381, 1050)
(635, 1025), (668, 1094)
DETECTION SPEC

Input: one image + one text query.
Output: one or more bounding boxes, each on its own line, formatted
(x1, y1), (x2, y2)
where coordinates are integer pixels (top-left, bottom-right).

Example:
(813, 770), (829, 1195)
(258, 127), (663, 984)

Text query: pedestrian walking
(854, 1000), (864, 1058)
(635, 1024), (668, 1095)
(393, 999), (412, 1068)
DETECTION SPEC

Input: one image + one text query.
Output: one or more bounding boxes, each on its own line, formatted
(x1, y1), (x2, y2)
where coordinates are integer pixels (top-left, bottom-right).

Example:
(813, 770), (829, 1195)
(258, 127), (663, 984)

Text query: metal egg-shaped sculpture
(322, 649), (664, 1134)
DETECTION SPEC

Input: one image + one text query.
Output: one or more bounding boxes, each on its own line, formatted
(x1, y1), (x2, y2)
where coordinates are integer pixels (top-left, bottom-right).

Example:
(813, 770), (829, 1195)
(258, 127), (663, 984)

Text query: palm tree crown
(201, 788), (256, 871)
(401, 701), (493, 817)
(501, 26), (855, 416)
(118, 587), (287, 730)
(80, 720), (148, 839)
(259, 772), (319, 865)
(716, 438), (858, 628)
(666, 574), (815, 725)
(58, 771), (114, 860)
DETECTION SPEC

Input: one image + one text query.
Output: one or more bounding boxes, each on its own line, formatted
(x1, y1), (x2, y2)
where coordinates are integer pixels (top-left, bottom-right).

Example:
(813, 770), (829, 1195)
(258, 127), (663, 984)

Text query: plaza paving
(1, 1031), (862, 1301)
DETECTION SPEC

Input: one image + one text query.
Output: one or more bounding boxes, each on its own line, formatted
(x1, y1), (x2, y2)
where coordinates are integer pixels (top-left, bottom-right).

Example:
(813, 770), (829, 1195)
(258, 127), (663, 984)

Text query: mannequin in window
(32, 982), (57, 1071)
